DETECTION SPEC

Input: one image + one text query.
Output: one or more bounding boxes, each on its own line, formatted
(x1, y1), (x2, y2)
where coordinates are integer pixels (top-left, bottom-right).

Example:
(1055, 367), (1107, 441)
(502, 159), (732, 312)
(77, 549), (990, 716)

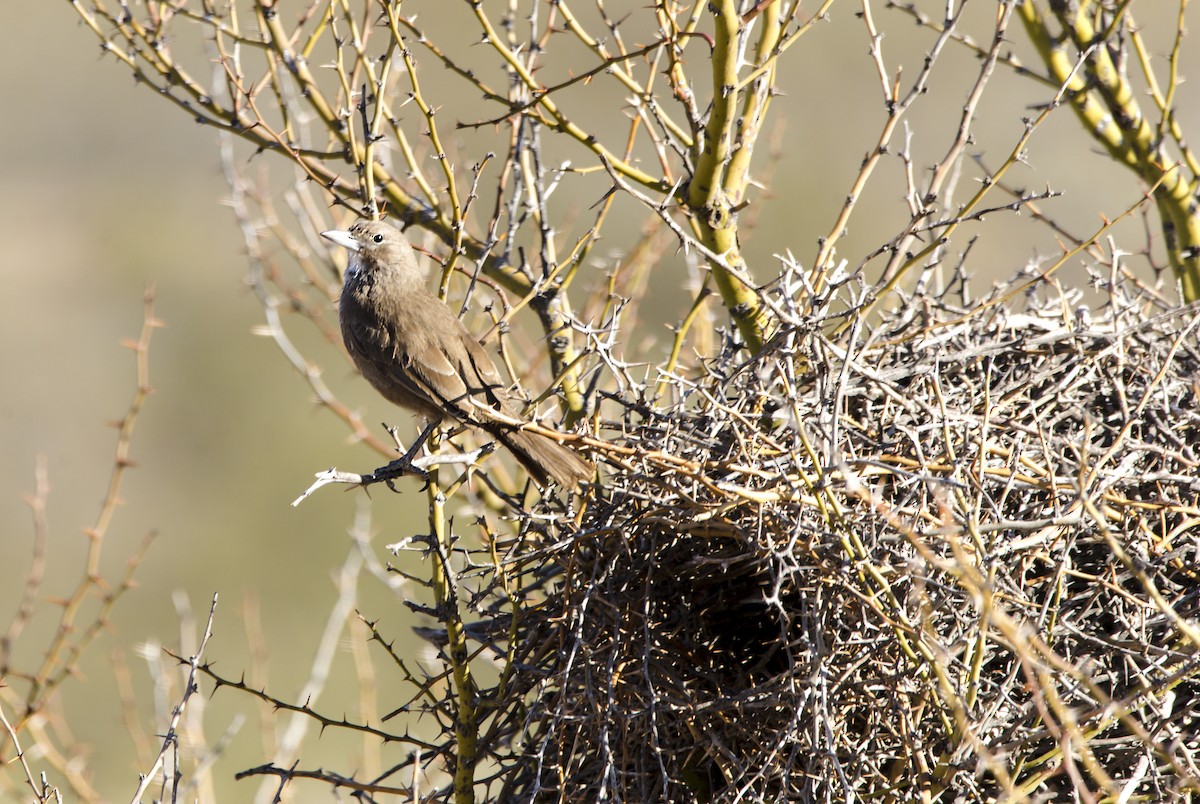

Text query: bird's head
(321, 220), (426, 286)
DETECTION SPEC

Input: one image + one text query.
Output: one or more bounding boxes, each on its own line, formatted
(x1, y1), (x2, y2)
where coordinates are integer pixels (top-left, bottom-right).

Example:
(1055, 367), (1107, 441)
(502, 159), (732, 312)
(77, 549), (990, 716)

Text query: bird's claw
(372, 454), (429, 490)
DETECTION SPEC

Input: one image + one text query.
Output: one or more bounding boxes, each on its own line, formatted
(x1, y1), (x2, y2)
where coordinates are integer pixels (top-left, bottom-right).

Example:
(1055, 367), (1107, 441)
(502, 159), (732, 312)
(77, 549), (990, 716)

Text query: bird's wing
(385, 300), (522, 427)
(431, 322), (523, 424)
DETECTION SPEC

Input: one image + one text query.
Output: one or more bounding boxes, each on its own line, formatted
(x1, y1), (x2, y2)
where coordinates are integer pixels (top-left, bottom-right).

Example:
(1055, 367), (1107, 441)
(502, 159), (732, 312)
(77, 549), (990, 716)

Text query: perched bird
(322, 220), (593, 490)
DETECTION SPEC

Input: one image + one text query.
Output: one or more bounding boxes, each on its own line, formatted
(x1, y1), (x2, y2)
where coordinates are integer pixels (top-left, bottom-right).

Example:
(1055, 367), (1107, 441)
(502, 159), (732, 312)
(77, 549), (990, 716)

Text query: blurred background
(2, 5), (418, 800)
(2, 2), (1195, 800)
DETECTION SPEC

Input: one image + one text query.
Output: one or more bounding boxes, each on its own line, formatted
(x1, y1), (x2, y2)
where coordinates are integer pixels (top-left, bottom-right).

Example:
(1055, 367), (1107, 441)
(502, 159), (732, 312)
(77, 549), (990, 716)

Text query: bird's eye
(373, 234), (384, 243)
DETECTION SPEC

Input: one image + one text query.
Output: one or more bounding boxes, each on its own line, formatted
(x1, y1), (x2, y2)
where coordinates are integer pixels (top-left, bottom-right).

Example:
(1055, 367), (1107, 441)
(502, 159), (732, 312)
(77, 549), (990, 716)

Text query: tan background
(2, 2), (1194, 800)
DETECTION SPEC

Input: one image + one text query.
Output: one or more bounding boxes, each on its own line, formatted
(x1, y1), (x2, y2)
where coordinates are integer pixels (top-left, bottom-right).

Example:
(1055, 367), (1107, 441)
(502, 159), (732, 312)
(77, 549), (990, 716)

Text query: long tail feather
(498, 428), (593, 489)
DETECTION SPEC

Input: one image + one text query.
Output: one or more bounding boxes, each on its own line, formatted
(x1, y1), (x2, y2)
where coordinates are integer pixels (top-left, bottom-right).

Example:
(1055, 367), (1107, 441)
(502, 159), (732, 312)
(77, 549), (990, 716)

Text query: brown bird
(322, 220), (593, 490)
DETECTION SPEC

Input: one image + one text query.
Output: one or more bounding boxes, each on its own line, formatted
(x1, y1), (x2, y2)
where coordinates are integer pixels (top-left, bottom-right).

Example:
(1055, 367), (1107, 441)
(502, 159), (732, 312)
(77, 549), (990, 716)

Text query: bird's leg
(399, 420), (438, 464)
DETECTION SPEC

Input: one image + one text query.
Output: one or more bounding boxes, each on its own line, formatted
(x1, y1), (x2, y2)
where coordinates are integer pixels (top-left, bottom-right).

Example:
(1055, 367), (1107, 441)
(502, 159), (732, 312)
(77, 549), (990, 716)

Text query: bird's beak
(321, 229), (360, 252)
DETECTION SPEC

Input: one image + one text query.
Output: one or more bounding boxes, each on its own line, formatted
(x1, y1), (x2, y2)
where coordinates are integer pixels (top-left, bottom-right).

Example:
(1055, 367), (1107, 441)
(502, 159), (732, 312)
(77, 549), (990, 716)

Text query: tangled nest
(481, 274), (1200, 802)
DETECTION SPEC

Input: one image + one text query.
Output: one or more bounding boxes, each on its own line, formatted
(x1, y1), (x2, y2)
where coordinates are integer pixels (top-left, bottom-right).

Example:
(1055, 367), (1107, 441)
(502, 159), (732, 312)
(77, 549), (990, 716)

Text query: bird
(321, 220), (593, 490)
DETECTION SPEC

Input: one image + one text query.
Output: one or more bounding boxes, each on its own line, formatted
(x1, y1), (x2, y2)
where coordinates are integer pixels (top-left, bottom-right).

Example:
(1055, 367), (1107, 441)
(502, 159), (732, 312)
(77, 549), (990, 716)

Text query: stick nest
(489, 276), (1200, 802)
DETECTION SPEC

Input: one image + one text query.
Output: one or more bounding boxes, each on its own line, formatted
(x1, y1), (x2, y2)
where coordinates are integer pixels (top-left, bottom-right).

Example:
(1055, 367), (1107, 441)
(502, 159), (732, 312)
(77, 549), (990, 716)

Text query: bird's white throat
(343, 253), (363, 283)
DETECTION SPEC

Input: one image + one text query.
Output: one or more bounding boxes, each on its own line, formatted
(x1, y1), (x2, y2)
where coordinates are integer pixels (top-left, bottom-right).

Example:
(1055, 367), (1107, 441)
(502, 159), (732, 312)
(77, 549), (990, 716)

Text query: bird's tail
(498, 428), (593, 490)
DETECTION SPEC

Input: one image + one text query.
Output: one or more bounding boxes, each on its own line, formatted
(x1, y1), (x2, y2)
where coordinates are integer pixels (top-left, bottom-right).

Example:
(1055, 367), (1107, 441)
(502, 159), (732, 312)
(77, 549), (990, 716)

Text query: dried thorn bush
(25, 1), (1200, 802)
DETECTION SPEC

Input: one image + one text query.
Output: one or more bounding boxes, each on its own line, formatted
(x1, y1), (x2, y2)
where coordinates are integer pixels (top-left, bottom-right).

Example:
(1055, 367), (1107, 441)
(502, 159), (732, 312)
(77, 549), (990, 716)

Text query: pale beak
(321, 229), (360, 252)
